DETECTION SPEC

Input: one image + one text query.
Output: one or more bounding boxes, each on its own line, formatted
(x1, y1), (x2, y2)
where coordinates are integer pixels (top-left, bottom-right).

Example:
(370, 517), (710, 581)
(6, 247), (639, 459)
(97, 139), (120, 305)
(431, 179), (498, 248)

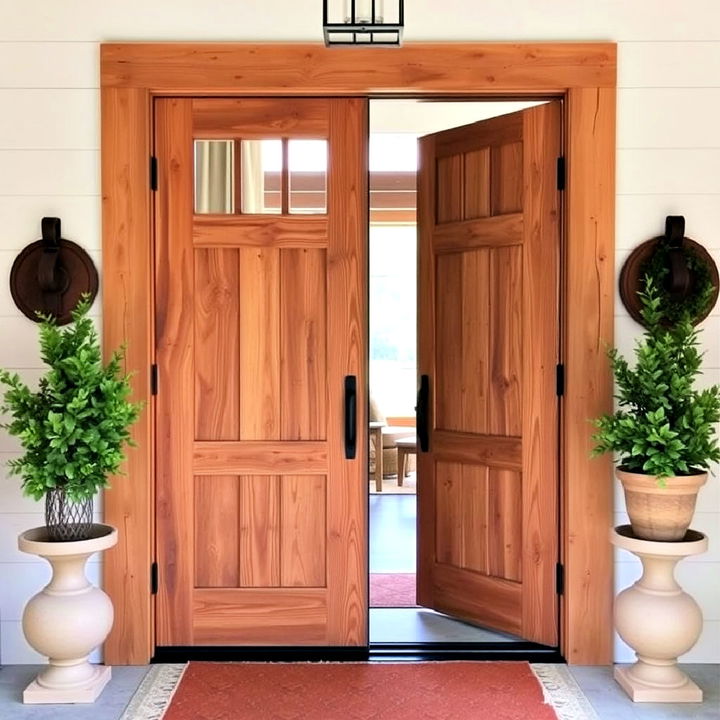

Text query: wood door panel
(436, 155), (463, 223)
(193, 97), (329, 138)
(492, 142), (524, 215)
(463, 148), (490, 220)
(488, 245), (522, 436)
(239, 475), (281, 588)
(239, 246), (281, 440)
(434, 461), (521, 581)
(281, 475), (327, 587)
(418, 102), (560, 646)
(156, 96), (367, 647)
(193, 440), (327, 474)
(194, 475), (240, 588)
(433, 214), (523, 253)
(194, 249), (240, 441)
(430, 564), (521, 637)
(487, 468), (523, 582)
(193, 588), (327, 644)
(193, 216), (329, 249)
(280, 249), (328, 441)
(433, 430), (521, 470)
(434, 253), (463, 432)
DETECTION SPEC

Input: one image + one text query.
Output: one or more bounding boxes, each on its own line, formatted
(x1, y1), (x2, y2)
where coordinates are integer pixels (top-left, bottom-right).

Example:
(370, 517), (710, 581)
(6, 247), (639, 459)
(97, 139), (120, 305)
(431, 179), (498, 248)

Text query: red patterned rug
(370, 572), (418, 607)
(160, 662), (562, 720)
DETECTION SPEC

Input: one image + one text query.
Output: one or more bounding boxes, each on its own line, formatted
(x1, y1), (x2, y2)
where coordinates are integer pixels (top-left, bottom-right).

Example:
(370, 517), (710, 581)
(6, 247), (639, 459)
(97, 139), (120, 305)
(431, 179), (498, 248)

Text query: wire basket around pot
(45, 489), (93, 542)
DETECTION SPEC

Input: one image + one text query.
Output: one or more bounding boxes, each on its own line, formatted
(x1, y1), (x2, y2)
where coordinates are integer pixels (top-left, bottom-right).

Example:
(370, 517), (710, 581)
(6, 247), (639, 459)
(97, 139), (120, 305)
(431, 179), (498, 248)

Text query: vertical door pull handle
(416, 374), (430, 452)
(344, 375), (357, 459)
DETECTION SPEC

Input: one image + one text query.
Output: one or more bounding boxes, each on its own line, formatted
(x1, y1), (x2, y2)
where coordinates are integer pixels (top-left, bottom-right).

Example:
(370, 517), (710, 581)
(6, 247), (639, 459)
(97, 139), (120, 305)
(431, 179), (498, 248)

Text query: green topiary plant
(0, 296), (142, 540)
(592, 276), (720, 485)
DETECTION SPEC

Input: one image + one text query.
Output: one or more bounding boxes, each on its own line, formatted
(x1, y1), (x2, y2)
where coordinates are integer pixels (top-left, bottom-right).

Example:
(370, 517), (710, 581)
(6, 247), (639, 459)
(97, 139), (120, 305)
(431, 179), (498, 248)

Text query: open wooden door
(154, 98), (367, 647)
(416, 102), (561, 646)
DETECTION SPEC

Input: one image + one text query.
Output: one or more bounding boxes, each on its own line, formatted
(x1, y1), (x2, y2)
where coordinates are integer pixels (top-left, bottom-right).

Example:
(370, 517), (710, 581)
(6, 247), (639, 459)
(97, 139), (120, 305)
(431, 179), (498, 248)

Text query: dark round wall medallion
(9, 217), (98, 326)
(619, 216), (719, 327)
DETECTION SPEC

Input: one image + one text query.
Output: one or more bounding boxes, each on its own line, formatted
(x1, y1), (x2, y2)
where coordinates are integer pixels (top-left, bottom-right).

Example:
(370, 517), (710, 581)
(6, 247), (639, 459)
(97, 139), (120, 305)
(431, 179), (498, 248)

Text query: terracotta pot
(617, 469), (707, 541)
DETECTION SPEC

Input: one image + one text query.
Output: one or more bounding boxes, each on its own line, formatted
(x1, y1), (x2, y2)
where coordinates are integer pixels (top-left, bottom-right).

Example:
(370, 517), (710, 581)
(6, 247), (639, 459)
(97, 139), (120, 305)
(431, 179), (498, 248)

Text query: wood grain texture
(488, 245), (522, 436)
(193, 441), (327, 474)
(492, 142), (524, 215)
(435, 112), (522, 158)
(436, 155), (463, 224)
(193, 97), (329, 137)
(325, 98), (368, 645)
(194, 249), (240, 440)
(239, 247), (280, 440)
(434, 252), (463, 432)
(518, 101), (561, 646)
(463, 148), (490, 220)
(460, 249), (489, 435)
(431, 563), (522, 637)
(433, 431), (521, 471)
(280, 249), (327, 441)
(239, 475), (281, 588)
(155, 97), (195, 646)
(487, 469), (522, 583)
(193, 588), (327, 644)
(432, 214), (523, 253)
(195, 476), (239, 587)
(416, 135), (436, 610)
(281, 475), (327, 587)
(101, 86), (153, 665)
(102, 43), (617, 93)
(193, 216), (328, 249)
(102, 43), (615, 664)
(564, 87), (615, 664)
(418, 102), (560, 647)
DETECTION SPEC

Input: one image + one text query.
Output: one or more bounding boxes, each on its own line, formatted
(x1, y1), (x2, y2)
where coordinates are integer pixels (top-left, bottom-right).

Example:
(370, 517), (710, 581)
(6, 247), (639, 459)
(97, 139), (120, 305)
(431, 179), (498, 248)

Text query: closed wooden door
(154, 98), (367, 646)
(417, 102), (561, 646)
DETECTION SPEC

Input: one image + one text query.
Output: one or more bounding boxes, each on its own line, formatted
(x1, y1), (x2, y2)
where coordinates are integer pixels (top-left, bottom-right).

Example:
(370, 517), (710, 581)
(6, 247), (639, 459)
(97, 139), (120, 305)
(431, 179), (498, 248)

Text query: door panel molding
(101, 42), (615, 665)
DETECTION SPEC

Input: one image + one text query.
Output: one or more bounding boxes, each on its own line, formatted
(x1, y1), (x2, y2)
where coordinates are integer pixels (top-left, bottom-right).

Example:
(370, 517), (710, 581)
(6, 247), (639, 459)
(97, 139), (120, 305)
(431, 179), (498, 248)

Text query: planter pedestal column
(610, 524), (707, 703)
(17, 523), (117, 704)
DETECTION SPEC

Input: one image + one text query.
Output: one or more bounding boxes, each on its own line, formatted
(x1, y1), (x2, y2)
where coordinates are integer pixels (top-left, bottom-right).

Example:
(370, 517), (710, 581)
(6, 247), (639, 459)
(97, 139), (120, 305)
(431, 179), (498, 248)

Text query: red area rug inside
(163, 662), (558, 720)
(369, 572), (418, 607)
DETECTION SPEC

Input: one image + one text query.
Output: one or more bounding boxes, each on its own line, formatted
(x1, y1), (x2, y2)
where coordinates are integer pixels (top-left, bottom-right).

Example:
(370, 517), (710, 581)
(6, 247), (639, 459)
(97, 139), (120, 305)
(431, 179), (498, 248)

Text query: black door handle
(344, 375), (357, 459)
(416, 374), (430, 452)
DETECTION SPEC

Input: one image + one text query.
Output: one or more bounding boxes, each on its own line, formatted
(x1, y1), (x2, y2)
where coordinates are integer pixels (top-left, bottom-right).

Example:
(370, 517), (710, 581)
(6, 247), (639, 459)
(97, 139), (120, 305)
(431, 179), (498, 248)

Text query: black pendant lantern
(323, 0), (404, 46)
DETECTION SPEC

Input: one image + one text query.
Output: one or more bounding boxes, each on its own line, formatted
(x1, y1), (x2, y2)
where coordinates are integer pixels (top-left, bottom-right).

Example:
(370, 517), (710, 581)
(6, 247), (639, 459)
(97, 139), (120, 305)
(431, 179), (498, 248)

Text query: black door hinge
(150, 364), (158, 396)
(556, 363), (565, 397)
(151, 561), (158, 595)
(556, 156), (565, 191)
(556, 563), (564, 595)
(150, 156), (158, 191)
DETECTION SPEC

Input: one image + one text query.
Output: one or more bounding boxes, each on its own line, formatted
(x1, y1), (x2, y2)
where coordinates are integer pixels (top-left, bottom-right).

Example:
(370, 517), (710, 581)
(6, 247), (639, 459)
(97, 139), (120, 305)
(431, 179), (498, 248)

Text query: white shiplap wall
(0, 0), (719, 663)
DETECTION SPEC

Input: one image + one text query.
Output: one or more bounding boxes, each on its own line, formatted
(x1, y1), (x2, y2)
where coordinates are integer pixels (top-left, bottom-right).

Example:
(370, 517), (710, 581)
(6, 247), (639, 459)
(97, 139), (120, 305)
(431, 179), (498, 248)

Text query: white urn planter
(17, 523), (117, 704)
(611, 524), (707, 702)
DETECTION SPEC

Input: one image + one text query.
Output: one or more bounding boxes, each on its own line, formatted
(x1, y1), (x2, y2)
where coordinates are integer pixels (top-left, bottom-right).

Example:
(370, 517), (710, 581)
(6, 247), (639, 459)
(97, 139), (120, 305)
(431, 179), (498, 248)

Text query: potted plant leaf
(0, 296), (141, 703)
(592, 276), (720, 541)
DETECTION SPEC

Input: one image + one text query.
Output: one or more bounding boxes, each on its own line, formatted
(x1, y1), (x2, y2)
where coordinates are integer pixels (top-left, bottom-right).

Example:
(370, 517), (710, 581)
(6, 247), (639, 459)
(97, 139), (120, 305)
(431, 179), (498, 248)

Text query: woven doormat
(120, 662), (598, 720)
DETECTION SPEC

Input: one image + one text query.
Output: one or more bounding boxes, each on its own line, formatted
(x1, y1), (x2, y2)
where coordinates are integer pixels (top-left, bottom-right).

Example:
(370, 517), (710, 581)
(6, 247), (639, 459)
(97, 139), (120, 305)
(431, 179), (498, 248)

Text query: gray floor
(0, 665), (146, 719)
(369, 490), (521, 643)
(0, 664), (717, 719)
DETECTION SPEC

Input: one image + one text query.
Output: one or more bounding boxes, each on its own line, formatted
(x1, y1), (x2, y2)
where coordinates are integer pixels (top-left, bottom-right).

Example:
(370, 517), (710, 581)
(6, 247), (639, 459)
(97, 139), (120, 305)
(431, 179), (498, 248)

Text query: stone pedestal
(18, 524), (117, 704)
(611, 524), (707, 703)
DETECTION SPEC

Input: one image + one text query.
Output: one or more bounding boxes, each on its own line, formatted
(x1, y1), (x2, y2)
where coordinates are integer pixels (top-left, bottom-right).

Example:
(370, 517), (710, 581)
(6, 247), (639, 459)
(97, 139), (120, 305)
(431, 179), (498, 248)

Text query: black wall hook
(619, 215), (719, 327)
(9, 217), (98, 325)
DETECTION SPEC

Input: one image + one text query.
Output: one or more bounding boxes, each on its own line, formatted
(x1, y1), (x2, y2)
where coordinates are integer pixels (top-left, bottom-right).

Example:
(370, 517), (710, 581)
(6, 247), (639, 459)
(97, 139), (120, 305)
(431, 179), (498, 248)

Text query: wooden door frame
(100, 42), (616, 666)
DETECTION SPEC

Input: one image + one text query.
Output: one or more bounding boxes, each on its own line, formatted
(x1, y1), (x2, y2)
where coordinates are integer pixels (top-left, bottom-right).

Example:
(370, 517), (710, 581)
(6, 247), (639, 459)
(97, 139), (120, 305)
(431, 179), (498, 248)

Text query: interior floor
(369, 486), (523, 644)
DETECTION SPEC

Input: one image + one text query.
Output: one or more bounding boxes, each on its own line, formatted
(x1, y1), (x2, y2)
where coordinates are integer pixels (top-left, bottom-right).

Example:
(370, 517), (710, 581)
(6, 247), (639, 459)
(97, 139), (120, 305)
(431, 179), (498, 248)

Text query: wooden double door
(154, 97), (560, 649)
